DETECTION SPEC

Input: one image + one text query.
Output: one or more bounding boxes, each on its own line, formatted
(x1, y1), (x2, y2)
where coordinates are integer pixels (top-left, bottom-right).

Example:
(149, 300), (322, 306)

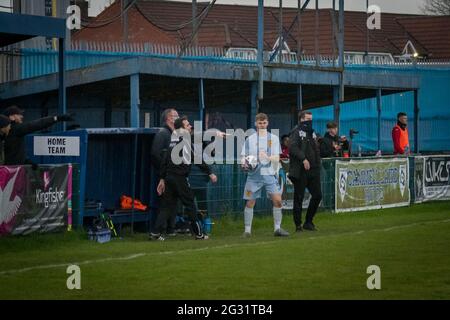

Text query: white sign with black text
(34, 136), (80, 157)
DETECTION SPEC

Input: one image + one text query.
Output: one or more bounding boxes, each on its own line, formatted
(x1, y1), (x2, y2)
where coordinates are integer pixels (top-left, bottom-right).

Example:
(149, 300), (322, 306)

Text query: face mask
(301, 120), (313, 131)
(397, 120), (407, 129)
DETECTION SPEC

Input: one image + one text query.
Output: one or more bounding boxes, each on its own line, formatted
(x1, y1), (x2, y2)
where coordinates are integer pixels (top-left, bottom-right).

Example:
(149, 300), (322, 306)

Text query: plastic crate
(87, 228), (111, 243)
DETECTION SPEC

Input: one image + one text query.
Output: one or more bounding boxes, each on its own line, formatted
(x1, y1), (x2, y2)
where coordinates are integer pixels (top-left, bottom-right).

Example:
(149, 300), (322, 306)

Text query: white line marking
(0, 218), (449, 276)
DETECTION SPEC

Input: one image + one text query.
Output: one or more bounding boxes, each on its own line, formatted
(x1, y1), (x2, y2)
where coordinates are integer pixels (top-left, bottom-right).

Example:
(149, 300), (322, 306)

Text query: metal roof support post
(333, 85), (340, 128)
(414, 89), (419, 154)
(279, 0), (283, 64)
(365, 0), (369, 64)
(192, 0), (198, 47)
(57, 38), (67, 131)
(58, 37), (66, 132)
(338, 0), (345, 101)
(297, 84), (303, 112)
(295, 84), (303, 127)
(332, 0), (336, 67)
(297, 0), (302, 64)
(249, 82), (258, 129)
(122, 0), (128, 43)
(257, 0), (264, 103)
(315, 0), (319, 66)
(131, 132), (138, 234)
(130, 73), (140, 127)
(377, 88), (382, 151)
(199, 78), (205, 126)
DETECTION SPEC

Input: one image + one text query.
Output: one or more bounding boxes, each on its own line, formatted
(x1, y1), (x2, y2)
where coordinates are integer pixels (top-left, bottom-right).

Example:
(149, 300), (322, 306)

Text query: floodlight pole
(257, 0), (264, 107)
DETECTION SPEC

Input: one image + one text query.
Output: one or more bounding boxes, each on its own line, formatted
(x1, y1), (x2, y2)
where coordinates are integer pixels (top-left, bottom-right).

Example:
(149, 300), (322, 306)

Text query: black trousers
(153, 174), (203, 237)
(291, 168), (322, 227)
(150, 174), (177, 233)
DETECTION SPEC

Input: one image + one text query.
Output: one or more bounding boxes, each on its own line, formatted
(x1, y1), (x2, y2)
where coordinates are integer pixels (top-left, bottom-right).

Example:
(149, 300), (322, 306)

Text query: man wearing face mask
(392, 112), (410, 155)
(289, 111), (322, 232)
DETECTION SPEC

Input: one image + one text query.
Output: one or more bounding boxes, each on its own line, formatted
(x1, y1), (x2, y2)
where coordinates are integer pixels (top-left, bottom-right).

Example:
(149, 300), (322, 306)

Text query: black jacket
(288, 124), (321, 179)
(4, 116), (57, 165)
(320, 133), (338, 158)
(150, 125), (173, 172)
(320, 133), (349, 158)
(160, 133), (212, 179)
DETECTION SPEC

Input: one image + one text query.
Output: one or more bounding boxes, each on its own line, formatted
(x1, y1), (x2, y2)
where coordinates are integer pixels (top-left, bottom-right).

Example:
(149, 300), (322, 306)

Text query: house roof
(73, 0), (450, 59)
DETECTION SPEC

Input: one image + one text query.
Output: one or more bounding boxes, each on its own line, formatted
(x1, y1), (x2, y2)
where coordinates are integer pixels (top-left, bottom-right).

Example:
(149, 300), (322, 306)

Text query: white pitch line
(0, 218), (449, 276)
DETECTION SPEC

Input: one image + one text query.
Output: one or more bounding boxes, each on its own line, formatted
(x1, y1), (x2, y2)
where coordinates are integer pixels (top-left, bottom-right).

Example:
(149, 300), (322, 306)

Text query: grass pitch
(0, 201), (449, 300)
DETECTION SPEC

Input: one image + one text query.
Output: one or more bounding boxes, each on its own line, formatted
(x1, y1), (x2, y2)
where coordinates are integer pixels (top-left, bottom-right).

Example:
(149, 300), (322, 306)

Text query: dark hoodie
(4, 116), (57, 165)
(159, 132), (212, 179)
(288, 123), (321, 179)
(150, 124), (173, 172)
(320, 132), (349, 158)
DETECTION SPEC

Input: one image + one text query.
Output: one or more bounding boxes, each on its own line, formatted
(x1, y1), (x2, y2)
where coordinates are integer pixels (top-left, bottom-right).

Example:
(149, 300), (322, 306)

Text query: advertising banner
(335, 158), (410, 213)
(414, 155), (450, 202)
(0, 164), (72, 236)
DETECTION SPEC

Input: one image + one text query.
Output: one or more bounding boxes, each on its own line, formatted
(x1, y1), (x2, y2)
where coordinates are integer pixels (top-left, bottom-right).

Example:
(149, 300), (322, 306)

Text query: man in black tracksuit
(2, 105), (73, 165)
(150, 108), (179, 234)
(289, 111), (322, 231)
(151, 116), (217, 241)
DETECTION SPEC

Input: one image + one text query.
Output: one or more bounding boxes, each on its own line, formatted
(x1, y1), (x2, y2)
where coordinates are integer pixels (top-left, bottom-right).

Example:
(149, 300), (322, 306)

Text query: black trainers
(195, 234), (209, 240)
(303, 223), (317, 231)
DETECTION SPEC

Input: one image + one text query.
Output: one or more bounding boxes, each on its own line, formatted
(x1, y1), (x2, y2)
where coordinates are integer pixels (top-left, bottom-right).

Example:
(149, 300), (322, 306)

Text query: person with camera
(289, 111), (322, 232)
(320, 121), (349, 158)
(2, 105), (74, 165)
(241, 113), (289, 238)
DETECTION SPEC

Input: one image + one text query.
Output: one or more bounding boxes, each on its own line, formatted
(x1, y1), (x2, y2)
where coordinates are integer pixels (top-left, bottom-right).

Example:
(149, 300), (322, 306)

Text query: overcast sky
(0, 0), (428, 15)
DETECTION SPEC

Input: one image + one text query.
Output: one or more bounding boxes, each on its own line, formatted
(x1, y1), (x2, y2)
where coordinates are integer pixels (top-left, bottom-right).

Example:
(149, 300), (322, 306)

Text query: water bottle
(358, 145), (362, 157)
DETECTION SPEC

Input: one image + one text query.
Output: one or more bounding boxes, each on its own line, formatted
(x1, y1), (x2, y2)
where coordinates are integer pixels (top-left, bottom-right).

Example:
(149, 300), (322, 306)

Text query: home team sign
(34, 136), (80, 157)
(335, 158), (410, 213)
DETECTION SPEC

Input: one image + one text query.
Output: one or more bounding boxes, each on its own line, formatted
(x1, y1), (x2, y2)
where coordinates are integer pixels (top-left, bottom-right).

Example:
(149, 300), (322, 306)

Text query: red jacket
(280, 145), (290, 159)
(392, 124), (409, 155)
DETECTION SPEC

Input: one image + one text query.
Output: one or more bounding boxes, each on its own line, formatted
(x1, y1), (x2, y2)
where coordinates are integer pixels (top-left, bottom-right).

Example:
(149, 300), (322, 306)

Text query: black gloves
(56, 113), (75, 122)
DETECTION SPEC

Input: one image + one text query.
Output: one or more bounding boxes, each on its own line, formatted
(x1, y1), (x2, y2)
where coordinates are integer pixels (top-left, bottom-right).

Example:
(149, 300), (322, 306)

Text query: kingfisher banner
(335, 158), (410, 213)
(0, 164), (72, 236)
(414, 155), (450, 202)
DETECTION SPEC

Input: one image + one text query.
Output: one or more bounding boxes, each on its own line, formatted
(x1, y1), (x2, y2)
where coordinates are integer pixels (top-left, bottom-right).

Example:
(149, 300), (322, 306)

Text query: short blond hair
(255, 113), (268, 122)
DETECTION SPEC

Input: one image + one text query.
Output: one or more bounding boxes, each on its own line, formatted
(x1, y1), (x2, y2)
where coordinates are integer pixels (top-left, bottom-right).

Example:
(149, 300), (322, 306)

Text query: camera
(349, 128), (359, 140)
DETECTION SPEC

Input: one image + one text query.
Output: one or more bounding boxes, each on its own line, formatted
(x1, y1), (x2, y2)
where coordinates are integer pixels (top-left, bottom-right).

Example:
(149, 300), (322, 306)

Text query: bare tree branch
(421, 0), (450, 15)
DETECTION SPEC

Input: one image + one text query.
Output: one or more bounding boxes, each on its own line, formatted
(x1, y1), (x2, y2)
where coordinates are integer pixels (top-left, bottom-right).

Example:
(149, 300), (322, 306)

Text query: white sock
(273, 207), (282, 231)
(244, 207), (254, 233)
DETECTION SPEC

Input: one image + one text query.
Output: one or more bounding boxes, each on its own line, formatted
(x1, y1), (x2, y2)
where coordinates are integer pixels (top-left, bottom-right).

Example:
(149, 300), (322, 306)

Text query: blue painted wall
(311, 66), (450, 153)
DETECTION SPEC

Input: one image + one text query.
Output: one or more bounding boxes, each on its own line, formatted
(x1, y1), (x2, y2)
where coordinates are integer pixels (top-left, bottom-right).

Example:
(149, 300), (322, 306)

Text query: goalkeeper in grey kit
(241, 113), (289, 237)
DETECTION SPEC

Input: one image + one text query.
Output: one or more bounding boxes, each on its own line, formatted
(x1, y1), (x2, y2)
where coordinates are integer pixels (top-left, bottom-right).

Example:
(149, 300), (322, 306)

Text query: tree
(421, 0), (450, 15)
